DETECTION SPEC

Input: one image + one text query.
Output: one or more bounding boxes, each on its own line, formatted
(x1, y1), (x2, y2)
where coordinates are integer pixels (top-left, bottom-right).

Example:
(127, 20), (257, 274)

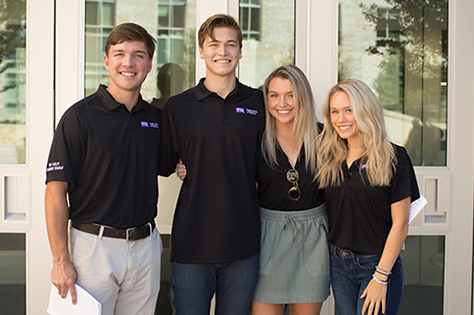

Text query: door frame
(26, 0), (55, 313)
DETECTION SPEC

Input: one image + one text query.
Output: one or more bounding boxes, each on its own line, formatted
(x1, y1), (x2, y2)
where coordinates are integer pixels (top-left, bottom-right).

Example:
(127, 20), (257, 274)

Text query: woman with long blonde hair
(251, 65), (329, 315)
(317, 79), (420, 315)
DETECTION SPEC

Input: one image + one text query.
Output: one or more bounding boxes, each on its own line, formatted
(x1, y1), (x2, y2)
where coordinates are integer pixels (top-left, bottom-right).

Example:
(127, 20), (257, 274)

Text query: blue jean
(330, 244), (403, 315)
(171, 254), (260, 315)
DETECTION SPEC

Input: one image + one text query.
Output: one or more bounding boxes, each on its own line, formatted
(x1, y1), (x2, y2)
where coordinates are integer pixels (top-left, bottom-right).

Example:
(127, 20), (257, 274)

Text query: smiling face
(267, 77), (296, 127)
(330, 91), (362, 143)
(199, 27), (242, 80)
(104, 40), (152, 97)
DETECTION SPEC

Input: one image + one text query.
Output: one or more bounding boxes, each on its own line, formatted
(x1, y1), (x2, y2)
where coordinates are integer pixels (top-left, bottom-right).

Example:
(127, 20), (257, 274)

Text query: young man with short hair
(45, 22), (162, 315)
(159, 14), (265, 315)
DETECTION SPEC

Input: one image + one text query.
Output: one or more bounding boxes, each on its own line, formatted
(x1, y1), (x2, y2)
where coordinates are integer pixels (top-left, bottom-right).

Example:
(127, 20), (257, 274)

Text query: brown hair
(105, 22), (156, 58)
(198, 14), (242, 49)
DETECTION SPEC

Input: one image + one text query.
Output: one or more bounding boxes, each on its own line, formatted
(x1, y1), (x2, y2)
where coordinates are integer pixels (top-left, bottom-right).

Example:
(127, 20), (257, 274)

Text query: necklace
(347, 143), (365, 149)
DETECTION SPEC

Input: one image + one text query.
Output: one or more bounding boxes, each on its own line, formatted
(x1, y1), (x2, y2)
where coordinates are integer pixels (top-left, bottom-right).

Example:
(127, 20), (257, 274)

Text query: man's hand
(52, 260), (78, 304)
(45, 181), (78, 304)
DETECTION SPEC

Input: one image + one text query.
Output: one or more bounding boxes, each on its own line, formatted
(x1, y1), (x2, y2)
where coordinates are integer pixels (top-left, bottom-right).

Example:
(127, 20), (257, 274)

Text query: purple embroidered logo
(361, 164), (367, 170)
(141, 121), (150, 128)
(235, 107), (245, 114)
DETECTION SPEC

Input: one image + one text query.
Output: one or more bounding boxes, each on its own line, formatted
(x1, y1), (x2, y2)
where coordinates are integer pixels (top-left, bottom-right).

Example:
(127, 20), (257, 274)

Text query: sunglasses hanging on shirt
(286, 169), (301, 201)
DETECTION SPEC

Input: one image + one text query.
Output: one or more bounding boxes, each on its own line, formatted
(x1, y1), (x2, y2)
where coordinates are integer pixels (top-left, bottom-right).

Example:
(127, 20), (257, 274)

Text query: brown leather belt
(71, 221), (155, 241)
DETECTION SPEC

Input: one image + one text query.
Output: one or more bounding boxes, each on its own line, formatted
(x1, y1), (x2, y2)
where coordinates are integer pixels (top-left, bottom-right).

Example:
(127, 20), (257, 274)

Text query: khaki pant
(70, 227), (162, 315)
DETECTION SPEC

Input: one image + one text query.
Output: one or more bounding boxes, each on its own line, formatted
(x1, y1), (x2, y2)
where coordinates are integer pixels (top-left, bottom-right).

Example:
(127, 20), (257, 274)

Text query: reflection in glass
(85, 0), (115, 97)
(240, 0), (260, 40)
(85, 0), (195, 107)
(155, 234), (172, 314)
(0, 233), (26, 314)
(155, 0), (195, 104)
(338, 0), (448, 166)
(0, 0), (26, 164)
(399, 236), (444, 314)
(239, 0), (295, 89)
(150, 62), (185, 110)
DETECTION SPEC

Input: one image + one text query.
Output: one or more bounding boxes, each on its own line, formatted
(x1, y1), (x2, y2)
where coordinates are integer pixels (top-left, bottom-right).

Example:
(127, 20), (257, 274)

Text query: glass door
(310, 0), (474, 314)
(338, 1), (447, 312)
(0, 0), (56, 313)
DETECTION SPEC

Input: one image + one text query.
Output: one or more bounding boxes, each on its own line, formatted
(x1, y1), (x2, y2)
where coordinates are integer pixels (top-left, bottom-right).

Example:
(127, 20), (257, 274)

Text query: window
(238, 0), (295, 89)
(84, 0), (115, 96)
(0, 0), (26, 164)
(399, 236), (444, 314)
(84, 0), (195, 104)
(155, 0), (195, 104)
(157, 0), (187, 67)
(0, 233), (26, 314)
(239, 0), (260, 41)
(338, 0), (448, 166)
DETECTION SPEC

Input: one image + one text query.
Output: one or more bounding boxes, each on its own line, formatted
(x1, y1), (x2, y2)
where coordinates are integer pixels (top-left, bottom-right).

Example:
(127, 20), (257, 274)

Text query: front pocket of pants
(70, 229), (95, 264)
(356, 253), (381, 270)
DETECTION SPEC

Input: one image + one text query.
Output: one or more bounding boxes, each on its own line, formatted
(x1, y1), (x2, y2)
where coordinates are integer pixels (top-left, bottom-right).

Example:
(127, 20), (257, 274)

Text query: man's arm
(45, 181), (78, 304)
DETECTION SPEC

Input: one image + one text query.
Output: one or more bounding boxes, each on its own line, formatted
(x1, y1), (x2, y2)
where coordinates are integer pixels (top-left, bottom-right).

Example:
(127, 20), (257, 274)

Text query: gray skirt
(253, 204), (330, 304)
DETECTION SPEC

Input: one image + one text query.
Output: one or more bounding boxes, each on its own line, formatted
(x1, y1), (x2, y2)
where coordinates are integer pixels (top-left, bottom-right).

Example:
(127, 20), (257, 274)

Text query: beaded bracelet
(372, 275), (388, 285)
(375, 266), (392, 275)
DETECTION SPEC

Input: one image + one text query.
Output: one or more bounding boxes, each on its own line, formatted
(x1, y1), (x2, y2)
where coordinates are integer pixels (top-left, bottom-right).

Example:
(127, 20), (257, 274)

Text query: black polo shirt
(325, 144), (420, 255)
(46, 85), (161, 229)
(256, 141), (325, 211)
(159, 78), (265, 264)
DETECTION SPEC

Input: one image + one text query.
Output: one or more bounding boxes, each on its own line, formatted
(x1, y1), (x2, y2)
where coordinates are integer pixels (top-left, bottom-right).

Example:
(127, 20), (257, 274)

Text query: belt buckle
(126, 227), (139, 241)
(147, 222), (152, 235)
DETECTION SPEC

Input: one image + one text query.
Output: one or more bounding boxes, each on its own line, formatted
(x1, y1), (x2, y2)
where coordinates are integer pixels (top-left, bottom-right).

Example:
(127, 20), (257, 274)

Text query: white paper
(402, 194), (428, 250)
(47, 283), (101, 315)
(409, 194), (428, 224)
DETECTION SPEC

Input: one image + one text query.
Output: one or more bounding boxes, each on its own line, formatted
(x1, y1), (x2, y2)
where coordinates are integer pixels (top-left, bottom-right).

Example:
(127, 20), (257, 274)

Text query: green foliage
(0, 0), (26, 93)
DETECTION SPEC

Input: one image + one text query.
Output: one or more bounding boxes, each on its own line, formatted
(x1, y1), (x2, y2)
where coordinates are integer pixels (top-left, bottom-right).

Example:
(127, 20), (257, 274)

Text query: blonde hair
(316, 79), (396, 187)
(261, 65), (320, 178)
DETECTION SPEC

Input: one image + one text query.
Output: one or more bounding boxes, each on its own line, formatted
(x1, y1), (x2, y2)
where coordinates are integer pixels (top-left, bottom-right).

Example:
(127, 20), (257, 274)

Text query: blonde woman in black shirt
(316, 79), (419, 315)
(251, 65), (329, 315)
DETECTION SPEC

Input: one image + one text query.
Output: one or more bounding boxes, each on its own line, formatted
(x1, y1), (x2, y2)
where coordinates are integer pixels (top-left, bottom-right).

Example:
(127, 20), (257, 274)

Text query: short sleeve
(45, 107), (84, 189)
(390, 145), (420, 204)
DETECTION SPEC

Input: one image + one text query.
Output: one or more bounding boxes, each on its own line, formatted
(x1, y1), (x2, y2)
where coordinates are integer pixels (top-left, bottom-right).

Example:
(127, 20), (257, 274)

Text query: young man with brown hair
(160, 14), (265, 315)
(45, 22), (162, 315)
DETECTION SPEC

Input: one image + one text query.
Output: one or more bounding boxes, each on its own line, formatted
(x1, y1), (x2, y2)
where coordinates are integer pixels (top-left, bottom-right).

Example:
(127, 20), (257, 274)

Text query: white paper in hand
(47, 283), (101, 315)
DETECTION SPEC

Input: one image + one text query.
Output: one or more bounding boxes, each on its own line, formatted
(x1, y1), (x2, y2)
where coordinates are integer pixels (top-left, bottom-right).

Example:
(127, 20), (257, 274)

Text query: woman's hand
(360, 278), (387, 315)
(360, 196), (410, 314)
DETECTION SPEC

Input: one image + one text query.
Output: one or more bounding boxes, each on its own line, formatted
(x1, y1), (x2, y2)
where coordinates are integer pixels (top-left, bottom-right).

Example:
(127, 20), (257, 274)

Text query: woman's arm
(361, 196), (410, 315)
